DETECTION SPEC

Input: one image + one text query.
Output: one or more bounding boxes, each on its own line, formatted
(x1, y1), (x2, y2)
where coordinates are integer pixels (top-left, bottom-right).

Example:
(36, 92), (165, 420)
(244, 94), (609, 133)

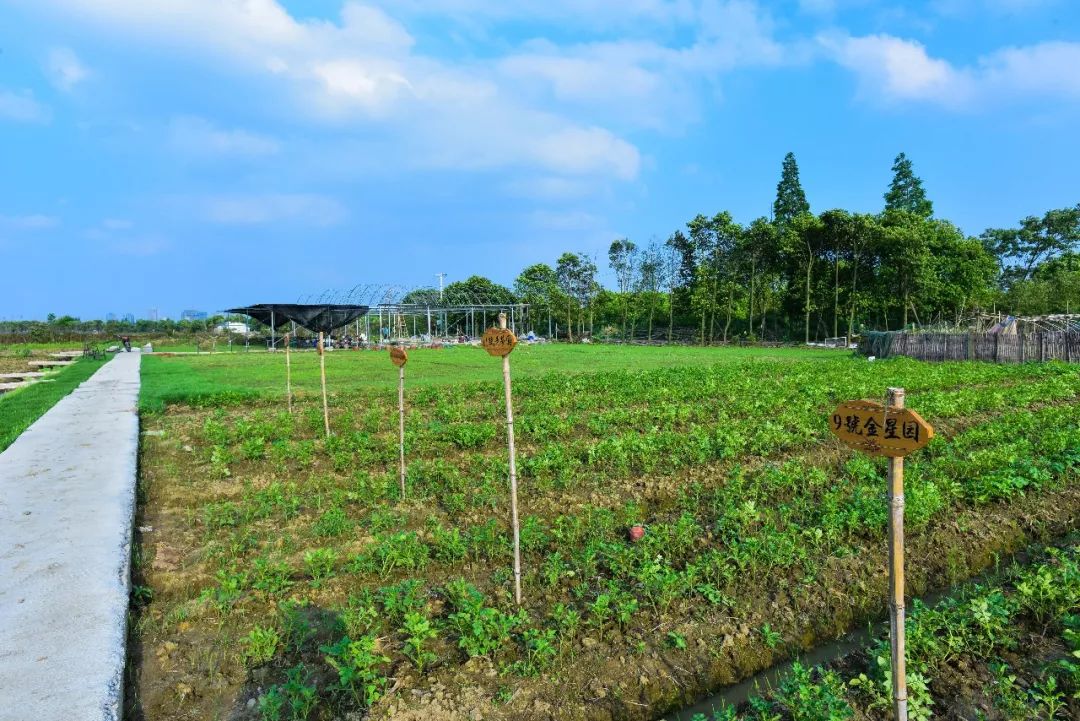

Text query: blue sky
(1, 0), (1078, 320)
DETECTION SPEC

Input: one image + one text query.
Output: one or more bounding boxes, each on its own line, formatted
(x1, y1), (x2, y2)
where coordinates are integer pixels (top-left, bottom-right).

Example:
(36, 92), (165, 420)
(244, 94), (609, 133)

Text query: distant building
(216, 321), (250, 336)
(106, 313), (117, 322)
(122, 313), (135, 324)
(148, 308), (159, 322)
(181, 309), (208, 321)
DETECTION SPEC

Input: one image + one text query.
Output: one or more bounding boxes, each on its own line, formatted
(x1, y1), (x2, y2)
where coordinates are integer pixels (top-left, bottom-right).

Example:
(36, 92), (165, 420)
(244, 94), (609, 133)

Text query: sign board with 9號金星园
(829, 399), (934, 457)
(482, 328), (517, 357)
(389, 347), (408, 367)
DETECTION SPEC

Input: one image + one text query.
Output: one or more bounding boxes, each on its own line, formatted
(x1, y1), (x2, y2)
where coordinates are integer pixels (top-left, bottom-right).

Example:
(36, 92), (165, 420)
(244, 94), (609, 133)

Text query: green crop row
(682, 541), (1080, 721)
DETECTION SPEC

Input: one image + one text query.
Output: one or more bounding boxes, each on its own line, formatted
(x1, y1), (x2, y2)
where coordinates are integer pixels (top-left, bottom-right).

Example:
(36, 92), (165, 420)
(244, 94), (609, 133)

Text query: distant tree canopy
(497, 153), (1075, 342)
(773, 152), (810, 227)
(884, 152), (933, 219)
(9, 155), (1077, 343)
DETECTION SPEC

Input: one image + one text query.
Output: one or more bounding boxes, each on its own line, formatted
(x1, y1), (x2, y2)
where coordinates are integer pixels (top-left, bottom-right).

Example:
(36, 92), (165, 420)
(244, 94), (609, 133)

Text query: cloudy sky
(1, 0), (1078, 319)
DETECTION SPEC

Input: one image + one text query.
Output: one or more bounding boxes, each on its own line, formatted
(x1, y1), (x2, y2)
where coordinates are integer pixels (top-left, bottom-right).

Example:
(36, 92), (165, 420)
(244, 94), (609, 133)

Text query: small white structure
(215, 321), (250, 336)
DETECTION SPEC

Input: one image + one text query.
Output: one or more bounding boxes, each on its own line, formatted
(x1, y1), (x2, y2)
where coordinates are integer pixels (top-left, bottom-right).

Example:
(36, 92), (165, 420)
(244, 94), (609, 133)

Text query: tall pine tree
(773, 152), (809, 227)
(884, 152), (933, 218)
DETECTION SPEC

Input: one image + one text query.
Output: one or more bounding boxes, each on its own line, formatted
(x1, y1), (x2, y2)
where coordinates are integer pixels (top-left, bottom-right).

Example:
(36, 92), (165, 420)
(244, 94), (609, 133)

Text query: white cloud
(0, 90), (50, 123)
(33, 0), (794, 182)
(979, 42), (1080, 100)
(103, 218), (134, 230)
(532, 128), (641, 180)
(168, 116), (280, 158)
(822, 33), (1080, 108)
(0, 214), (60, 230)
(47, 47), (89, 91)
(200, 194), (348, 227)
(820, 33), (972, 107)
(530, 210), (604, 231)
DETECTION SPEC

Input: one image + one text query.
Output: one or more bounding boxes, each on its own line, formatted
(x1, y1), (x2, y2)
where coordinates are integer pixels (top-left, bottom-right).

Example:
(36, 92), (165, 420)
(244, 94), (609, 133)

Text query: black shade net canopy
(226, 304), (370, 335)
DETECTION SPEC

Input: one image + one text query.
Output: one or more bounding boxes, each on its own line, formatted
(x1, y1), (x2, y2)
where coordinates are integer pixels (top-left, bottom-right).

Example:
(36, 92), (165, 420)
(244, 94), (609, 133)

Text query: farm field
(129, 347), (1080, 721)
(679, 538), (1079, 720)
(139, 344), (836, 412)
(0, 353), (110, 451)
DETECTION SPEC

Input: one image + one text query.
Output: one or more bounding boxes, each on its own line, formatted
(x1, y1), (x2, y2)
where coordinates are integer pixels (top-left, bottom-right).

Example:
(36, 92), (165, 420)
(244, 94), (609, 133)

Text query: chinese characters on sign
(481, 327), (517, 357)
(829, 400), (934, 457)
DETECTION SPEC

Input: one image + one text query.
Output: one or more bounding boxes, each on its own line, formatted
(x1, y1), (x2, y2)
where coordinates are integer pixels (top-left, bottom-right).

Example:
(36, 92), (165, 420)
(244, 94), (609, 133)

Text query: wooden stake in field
(318, 331), (330, 439)
(482, 313), (522, 605)
(284, 332), (293, 414)
(885, 388), (908, 721)
(829, 390), (933, 721)
(390, 346), (409, 499)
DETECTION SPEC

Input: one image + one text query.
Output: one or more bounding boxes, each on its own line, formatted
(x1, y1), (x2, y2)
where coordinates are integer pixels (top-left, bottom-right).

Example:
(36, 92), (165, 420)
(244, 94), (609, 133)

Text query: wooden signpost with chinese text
(390, 346), (408, 499)
(483, 315), (522, 605)
(830, 388), (933, 721)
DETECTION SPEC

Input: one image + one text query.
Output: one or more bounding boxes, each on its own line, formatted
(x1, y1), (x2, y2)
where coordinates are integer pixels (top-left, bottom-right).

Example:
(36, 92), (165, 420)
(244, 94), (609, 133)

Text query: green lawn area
(0, 356), (110, 451)
(140, 343), (842, 412)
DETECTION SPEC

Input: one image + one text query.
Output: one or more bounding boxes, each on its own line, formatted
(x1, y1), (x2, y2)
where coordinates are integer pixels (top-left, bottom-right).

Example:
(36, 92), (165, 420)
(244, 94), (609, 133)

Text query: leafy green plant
(279, 663), (317, 720)
(379, 579), (427, 623)
(312, 506), (351, 538)
(302, 548), (338, 587)
(776, 662), (853, 721)
(666, 631), (687, 650)
(401, 612), (438, 674)
(243, 626), (280, 666)
(760, 623), (782, 649)
(321, 635), (390, 708)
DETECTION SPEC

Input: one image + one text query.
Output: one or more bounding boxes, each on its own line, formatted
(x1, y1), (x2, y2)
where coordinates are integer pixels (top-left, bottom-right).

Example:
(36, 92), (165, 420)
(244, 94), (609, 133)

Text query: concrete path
(0, 351), (141, 721)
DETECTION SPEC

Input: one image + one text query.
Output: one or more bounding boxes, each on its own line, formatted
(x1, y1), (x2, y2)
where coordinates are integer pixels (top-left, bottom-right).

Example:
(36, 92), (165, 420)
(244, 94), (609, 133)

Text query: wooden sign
(482, 327), (517, 357)
(389, 347), (408, 367)
(829, 399), (934, 457)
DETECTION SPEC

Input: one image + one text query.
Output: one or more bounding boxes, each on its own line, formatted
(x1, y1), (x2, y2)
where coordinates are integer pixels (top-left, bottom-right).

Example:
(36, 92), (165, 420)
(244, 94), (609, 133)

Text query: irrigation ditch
(664, 532), (1080, 720)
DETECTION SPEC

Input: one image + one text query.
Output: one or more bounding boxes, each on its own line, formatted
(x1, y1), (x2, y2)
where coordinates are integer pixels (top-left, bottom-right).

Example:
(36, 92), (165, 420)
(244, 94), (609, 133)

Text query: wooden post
(318, 331), (330, 439)
(398, 362), (406, 499)
(285, 332), (293, 414)
(499, 312), (523, 606)
(886, 387), (908, 721)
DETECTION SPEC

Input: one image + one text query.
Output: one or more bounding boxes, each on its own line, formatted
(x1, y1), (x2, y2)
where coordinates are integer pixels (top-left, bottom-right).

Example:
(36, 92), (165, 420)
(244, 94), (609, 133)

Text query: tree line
(8, 155), (1077, 345)
(504, 152), (1079, 342)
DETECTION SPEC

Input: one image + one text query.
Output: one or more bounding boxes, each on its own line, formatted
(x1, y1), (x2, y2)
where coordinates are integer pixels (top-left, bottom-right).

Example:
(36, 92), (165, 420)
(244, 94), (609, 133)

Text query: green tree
(555, 253), (597, 340)
(782, 212), (822, 343)
(636, 241), (666, 341)
(923, 224), (997, 323)
(442, 275), (516, 305)
(878, 210), (936, 328)
(773, 152), (810, 228)
(884, 152), (933, 219)
(980, 204), (1080, 286)
(608, 238), (639, 339)
(742, 218), (781, 341)
(514, 264), (561, 336)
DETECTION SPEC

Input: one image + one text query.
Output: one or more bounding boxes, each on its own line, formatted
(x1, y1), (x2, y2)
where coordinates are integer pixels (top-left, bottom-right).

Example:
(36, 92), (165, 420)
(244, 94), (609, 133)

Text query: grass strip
(0, 356), (110, 451)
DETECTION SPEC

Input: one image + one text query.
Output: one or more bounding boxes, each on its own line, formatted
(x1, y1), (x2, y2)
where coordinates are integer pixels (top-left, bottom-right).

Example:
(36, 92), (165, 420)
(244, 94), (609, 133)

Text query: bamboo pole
(886, 387), (908, 721)
(499, 312), (523, 606)
(285, 333), (293, 414)
(318, 331), (330, 439)
(398, 362), (406, 499)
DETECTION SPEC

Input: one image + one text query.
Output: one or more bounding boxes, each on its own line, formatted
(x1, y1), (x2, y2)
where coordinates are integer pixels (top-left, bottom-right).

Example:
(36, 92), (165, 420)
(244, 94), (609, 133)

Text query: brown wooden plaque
(829, 399), (934, 457)
(389, 347), (408, 367)
(482, 328), (517, 357)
